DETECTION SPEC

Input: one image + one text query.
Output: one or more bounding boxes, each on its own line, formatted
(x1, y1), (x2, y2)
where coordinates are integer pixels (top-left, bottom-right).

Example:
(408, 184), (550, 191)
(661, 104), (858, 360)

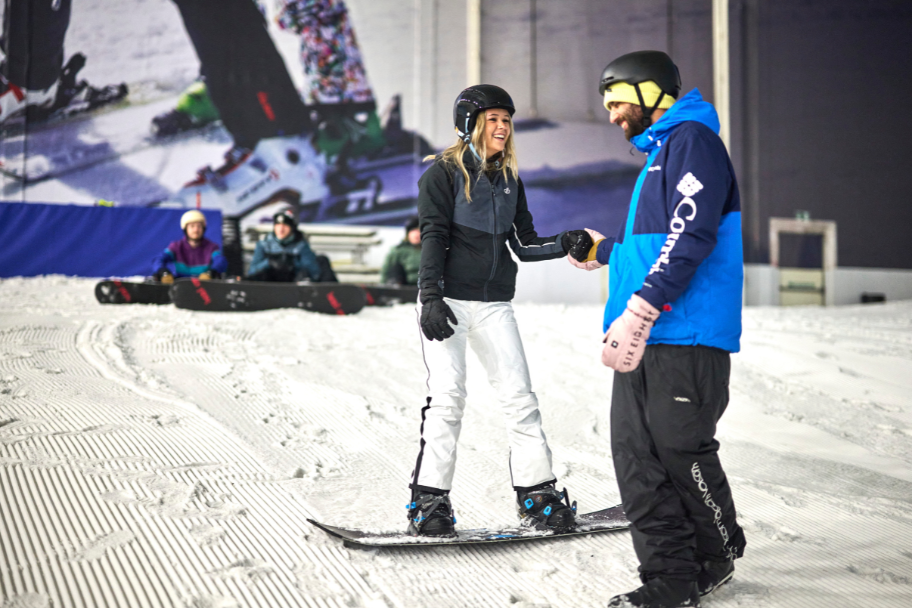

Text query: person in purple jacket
(151, 210), (227, 283)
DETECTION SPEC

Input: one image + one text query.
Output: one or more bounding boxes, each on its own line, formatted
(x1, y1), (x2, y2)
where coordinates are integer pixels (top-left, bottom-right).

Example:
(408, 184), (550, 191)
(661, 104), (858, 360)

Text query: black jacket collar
(461, 148), (504, 173)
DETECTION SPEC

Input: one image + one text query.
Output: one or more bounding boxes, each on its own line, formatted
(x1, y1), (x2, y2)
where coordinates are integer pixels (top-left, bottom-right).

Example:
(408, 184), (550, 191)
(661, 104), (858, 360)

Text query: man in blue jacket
(569, 51), (746, 608)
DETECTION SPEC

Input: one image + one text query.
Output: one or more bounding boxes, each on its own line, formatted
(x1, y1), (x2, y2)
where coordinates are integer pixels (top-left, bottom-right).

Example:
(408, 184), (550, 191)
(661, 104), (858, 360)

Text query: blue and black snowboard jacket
(248, 231), (323, 280)
(595, 89), (743, 352)
(417, 151), (568, 303)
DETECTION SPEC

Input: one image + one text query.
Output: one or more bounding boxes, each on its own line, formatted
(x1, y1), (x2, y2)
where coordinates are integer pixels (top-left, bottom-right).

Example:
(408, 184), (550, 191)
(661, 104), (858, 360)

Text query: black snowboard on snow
(170, 279), (367, 315)
(94, 280), (171, 305)
(361, 284), (419, 306)
(308, 504), (628, 549)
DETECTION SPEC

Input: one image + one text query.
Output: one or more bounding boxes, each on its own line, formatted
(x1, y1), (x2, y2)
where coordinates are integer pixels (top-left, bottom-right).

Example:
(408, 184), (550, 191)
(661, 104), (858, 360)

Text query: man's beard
(619, 105), (647, 141)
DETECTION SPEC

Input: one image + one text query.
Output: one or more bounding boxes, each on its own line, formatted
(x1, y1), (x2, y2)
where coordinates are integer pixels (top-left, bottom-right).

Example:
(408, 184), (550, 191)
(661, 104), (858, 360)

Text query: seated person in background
(152, 210), (227, 283)
(247, 209), (338, 282)
(380, 216), (421, 285)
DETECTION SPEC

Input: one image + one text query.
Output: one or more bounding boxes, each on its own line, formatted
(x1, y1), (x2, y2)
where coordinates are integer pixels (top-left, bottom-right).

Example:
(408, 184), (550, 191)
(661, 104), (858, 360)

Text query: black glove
(561, 230), (594, 262)
(267, 254), (290, 270)
(420, 298), (458, 341)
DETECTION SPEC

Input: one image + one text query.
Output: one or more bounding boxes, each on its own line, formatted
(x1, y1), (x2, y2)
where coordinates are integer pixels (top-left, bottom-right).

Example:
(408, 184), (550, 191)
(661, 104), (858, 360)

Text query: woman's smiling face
(483, 108), (511, 156)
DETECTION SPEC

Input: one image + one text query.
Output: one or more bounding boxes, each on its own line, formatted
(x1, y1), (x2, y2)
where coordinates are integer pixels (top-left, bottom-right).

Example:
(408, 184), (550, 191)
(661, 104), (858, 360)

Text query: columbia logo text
(649, 173), (702, 276)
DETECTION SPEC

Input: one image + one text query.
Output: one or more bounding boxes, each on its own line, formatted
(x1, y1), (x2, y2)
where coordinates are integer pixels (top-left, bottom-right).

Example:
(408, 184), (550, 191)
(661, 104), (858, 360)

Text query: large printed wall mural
(1, 0), (640, 239)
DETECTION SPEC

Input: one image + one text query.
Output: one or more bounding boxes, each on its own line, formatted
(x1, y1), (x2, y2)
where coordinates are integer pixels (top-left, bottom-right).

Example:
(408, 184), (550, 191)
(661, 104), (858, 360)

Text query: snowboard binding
(517, 485), (577, 531)
(406, 492), (457, 538)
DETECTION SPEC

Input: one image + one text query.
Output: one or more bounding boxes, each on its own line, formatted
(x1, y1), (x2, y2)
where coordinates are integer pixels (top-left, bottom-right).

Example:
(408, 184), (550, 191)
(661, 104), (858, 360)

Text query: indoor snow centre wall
(0, 203), (222, 279)
(1, 276), (912, 606)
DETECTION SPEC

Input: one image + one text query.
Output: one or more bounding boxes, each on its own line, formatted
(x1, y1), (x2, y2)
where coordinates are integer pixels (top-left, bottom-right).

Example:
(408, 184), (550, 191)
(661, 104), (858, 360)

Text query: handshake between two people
(419, 228), (662, 374)
(419, 227), (601, 342)
(563, 228), (606, 271)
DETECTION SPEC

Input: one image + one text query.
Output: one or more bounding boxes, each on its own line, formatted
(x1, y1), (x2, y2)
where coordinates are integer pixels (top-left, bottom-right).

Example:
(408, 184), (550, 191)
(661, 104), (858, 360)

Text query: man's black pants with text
(611, 344), (746, 582)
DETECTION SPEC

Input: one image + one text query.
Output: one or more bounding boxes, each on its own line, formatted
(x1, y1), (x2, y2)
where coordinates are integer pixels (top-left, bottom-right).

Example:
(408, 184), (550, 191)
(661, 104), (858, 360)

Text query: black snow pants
(171, 0), (311, 149)
(611, 344), (746, 582)
(3, 0), (72, 90)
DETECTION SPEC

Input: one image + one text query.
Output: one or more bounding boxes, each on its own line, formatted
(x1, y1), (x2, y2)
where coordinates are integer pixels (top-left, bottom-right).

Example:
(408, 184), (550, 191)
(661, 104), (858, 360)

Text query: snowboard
(94, 280), (172, 305)
(308, 504), (629, 549)
(170, 278), (366, 315)
(361, 284), (419, 306)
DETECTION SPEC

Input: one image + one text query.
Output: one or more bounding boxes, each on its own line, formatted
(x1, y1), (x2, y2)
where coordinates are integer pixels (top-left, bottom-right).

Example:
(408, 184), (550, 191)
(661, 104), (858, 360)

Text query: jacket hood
(631, 88), (720, 154)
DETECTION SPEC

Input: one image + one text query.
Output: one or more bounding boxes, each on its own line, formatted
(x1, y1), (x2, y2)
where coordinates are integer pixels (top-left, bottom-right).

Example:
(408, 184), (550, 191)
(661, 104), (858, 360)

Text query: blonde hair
(424, 109), (519, 202)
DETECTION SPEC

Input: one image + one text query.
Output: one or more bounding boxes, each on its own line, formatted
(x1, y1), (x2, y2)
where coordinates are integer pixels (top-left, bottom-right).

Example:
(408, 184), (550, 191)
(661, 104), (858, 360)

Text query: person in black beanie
(247, 209), (337, 282)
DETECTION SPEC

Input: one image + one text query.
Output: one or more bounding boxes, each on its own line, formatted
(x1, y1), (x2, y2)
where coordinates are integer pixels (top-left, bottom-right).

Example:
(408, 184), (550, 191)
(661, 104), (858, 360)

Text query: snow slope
(1, 276), (911, 607)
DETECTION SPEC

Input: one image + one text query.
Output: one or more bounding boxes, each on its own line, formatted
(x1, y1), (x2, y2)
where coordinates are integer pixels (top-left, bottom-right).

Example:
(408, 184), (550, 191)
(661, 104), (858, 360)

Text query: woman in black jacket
(406, 84), (593, 537)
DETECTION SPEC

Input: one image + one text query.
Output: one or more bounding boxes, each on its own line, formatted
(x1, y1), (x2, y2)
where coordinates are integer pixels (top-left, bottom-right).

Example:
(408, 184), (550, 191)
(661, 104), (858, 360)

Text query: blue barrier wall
(0, 203), (223, 278)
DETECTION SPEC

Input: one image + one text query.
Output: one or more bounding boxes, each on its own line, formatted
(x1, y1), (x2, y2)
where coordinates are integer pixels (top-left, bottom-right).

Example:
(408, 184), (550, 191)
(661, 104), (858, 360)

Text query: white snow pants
(411, 298), (556, 492)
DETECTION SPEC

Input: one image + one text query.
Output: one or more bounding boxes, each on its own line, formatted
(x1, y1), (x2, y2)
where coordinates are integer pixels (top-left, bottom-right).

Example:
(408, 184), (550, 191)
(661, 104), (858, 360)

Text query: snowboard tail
(308, 505), (628, 548)
(95, 280), (171, 305)
(171, 278), (366, 315)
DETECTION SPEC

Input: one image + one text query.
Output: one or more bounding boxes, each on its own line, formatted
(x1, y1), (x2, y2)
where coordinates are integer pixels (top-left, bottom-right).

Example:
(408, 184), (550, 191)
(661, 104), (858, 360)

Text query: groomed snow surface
(1, 276), (911, 608)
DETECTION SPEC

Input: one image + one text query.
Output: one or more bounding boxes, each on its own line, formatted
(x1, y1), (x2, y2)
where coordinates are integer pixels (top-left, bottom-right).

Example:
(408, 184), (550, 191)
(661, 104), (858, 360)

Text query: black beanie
(274, 208), (298, 227)
(405, 216), (420, 233)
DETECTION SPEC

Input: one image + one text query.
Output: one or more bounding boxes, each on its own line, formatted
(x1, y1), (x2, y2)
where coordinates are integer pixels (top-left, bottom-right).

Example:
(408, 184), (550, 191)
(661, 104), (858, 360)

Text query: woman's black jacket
(417, 152), (567, 303)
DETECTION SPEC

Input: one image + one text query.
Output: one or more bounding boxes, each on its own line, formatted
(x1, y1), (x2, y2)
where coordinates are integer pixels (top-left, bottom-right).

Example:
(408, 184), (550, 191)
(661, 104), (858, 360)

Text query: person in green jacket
(381, 216), (421, 285)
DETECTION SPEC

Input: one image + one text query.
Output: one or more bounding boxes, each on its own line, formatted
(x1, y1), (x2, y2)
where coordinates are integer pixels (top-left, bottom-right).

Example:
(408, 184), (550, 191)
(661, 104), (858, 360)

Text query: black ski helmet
(598, 51), (681, 127)
(453, 85), (516, 144)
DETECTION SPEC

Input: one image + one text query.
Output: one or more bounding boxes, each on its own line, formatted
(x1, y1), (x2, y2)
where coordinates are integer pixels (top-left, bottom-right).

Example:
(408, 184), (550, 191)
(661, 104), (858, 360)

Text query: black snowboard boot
(406, 492), (456, 537)
(607, 577), (700, 607)
(516, 485), (577, 530)
(697, 558), (734, 596)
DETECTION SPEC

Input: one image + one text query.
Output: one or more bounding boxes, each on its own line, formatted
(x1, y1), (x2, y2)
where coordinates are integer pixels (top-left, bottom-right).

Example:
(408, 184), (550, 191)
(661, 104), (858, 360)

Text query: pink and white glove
(567, 228), (607, 271)
(601, 294), (661, 372)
